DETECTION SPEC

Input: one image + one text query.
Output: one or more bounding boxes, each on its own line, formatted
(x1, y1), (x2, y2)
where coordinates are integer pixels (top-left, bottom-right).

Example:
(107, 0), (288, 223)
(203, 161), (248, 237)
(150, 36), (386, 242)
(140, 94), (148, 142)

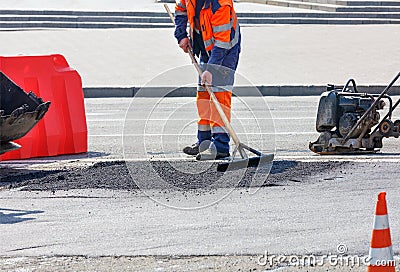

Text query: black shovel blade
(217, 154), (274, 172)
(0, 141), (21, 155)
(0, 72), (51, 144)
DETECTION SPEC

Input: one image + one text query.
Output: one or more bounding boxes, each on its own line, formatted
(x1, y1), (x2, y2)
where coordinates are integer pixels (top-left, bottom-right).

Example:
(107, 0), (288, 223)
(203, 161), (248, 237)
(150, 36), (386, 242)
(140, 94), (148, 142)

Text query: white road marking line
(3, 155), (400, 166)
(276, 155), (400, 162)
(86, 117), (315, 121)
(89, 132), (317, 137)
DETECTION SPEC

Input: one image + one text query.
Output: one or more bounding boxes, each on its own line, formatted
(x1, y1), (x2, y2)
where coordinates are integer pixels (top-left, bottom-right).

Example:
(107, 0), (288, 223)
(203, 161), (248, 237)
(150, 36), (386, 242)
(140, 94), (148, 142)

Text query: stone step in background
(242, 0), (400, 12)
(0, 8), (399, 28)
(323, 0), (400, 6)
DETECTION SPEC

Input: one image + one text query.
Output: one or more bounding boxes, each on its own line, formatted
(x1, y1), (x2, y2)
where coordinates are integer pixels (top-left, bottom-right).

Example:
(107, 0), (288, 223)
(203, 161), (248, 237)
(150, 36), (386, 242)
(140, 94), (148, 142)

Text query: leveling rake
(164, 4), (274, 172)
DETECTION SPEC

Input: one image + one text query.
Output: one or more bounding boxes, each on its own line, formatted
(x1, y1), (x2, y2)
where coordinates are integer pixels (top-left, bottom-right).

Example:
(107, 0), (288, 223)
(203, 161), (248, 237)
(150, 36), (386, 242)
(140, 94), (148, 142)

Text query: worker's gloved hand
(201, 70), (212, 86)
(178, 37), (191, 53)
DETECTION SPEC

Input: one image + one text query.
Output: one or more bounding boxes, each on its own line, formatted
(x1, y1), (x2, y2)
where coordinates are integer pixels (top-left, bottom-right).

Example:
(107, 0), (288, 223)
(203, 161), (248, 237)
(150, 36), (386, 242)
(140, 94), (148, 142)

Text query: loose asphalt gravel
(1, 160), (349, 191)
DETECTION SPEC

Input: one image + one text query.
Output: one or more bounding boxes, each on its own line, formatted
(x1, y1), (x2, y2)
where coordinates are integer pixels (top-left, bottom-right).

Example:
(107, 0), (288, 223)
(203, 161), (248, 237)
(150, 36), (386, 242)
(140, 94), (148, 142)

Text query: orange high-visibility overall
(175, 0), (240, 154)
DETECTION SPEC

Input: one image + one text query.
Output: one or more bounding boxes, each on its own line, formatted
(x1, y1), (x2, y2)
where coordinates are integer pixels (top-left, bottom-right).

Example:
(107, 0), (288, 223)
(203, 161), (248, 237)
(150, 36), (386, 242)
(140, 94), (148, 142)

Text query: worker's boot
(195, 140), (230, 161)
(183, 143), (200, 156)
(183, 130), (211, 156)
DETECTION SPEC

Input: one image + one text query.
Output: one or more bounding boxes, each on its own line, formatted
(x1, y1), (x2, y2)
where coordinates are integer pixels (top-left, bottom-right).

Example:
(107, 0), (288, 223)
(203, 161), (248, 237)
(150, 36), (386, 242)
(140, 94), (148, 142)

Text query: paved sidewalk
(0, 1), (399, 91)
(0, 25), (398, 88)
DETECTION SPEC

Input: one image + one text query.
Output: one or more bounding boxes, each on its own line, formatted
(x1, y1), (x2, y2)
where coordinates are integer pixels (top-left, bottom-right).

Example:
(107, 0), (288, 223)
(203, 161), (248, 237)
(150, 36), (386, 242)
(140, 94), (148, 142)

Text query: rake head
(217, 153), (274, 172)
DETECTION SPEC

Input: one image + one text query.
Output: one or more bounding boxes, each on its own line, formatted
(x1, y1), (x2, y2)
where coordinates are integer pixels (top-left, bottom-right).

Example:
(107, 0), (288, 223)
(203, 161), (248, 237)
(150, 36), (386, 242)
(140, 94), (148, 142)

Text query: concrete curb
(83, 85), (400, 98)
(84, 87), (135, 98)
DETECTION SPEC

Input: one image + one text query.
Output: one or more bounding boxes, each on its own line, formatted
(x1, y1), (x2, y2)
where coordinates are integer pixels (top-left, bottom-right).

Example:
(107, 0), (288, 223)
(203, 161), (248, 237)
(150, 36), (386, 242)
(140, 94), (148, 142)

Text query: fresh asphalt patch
(0, 160), (351, 191)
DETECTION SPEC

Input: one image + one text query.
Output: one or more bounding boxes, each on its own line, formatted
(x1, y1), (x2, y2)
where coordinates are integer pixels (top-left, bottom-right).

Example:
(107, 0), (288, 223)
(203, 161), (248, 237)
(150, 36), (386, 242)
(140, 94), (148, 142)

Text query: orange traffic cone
(367, 192), (395, 272)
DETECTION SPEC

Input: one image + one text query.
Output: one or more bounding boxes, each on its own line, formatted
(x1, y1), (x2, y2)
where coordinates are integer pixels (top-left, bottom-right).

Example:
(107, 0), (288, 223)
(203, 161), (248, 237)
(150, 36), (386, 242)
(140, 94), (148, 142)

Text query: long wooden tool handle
(164, 4), (175, 25)
(192, 59), (242, 147)
(163, 4), (242, 147)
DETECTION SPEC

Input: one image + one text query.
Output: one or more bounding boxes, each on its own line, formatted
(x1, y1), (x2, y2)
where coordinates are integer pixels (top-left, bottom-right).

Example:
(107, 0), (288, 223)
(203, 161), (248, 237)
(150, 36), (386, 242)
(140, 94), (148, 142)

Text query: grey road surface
(1, 2), (400, 271)
(82, 96), (400, 159)
(0, 176), (399, 256)
(1, 96), (400, 266)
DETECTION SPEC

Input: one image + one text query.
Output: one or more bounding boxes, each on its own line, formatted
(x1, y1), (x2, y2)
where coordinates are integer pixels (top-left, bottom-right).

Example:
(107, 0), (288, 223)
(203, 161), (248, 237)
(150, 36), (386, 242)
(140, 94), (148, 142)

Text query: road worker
(174, 0), (241, 160)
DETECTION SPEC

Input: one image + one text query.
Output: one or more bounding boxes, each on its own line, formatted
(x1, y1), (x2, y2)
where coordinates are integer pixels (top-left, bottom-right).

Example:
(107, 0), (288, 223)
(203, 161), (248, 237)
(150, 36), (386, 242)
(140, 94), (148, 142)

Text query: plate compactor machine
(309, 72), (400, 155)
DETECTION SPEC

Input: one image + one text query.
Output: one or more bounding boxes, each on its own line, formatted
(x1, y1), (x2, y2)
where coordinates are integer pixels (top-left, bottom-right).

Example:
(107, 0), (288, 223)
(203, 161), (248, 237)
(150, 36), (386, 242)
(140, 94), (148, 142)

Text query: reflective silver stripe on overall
(211, 126), (229, 134)
(175, 10), (187, 16)
(214, 20), (240, 50)
(212, 86), (233, 92)
(197, 85), (233, 92)
(198, 124), (211, 131)
(212, 18), (234, 33)
(203, 17), (239, 50)
(204, 37), (215, 48)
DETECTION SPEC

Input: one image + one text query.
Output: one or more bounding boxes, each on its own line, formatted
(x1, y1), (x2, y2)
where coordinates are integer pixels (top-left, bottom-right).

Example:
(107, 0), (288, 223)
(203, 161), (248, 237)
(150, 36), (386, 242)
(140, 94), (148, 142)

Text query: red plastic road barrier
(0, 54), (87, 160)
